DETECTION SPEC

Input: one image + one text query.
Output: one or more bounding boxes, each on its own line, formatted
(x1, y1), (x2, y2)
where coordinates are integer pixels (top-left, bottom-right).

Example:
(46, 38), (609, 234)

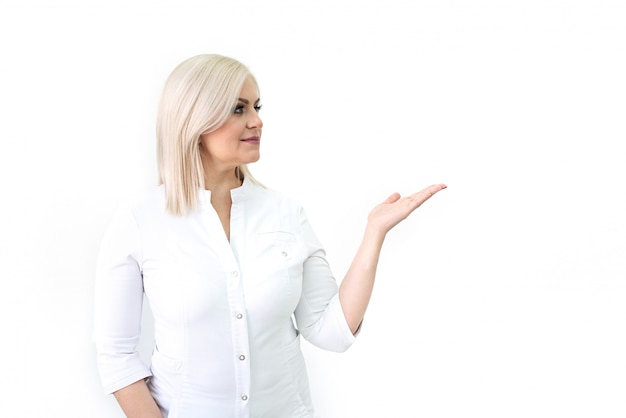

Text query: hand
(367, 183), (447, 234)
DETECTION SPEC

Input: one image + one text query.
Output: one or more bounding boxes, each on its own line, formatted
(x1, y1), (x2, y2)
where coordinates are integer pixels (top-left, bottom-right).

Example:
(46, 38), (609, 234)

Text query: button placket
(226, 199), (252, 412)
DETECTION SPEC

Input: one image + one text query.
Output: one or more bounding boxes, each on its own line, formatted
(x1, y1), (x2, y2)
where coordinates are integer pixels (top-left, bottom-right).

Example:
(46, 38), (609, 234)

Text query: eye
(254, 104), (263, 113)
(233, 105), (245, 114)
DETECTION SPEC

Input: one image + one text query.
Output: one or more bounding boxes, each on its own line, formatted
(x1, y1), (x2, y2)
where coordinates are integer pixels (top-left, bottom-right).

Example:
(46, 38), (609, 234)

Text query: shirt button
(236, 313), (243, 319)
(239, 355), (246, 361)
(241, 394), (248, 401)
(281, 251), (288, 257)
(231, 271), (239, 277)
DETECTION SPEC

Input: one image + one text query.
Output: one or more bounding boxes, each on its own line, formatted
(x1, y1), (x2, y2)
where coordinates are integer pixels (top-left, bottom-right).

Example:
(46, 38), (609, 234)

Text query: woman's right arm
(93, 202), (156, 414)
(114, 380), (163, 418)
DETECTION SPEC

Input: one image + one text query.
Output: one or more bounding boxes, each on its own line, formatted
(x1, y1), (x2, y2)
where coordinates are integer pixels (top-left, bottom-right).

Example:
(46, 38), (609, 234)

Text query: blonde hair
(156, 54), (261, 215)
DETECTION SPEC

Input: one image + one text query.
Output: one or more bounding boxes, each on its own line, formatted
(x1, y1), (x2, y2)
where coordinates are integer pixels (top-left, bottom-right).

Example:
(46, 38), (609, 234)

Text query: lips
(241, 136), (260, 145)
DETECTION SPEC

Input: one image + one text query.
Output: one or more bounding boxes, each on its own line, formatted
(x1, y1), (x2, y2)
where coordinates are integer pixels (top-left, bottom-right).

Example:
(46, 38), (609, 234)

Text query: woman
(93, 54), (446, 418)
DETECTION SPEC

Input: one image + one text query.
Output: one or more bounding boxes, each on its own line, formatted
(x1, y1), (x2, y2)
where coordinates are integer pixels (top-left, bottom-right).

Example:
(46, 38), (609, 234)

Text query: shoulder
(240, 181), (310, 232)
(246, 181), (303, 212)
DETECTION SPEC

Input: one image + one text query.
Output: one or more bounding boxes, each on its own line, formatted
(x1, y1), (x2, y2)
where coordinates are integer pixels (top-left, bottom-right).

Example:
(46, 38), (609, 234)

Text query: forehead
(238, 77), (259, 100)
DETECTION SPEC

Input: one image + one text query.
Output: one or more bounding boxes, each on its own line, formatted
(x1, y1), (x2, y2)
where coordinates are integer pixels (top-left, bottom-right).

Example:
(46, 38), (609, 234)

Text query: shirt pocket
(250, 231), (303, 287)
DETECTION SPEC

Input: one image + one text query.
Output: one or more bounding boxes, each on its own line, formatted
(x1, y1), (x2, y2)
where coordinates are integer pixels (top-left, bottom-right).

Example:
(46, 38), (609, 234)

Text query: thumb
(383, 192), (401, 204)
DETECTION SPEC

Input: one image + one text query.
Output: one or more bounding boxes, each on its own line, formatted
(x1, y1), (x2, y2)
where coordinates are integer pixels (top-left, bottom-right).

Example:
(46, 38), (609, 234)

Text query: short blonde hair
(156, 54), (261, 215)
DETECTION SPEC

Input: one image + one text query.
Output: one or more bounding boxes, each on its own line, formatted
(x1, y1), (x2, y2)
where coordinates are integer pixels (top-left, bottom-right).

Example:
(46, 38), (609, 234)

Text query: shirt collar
(198, 177), (254, 208)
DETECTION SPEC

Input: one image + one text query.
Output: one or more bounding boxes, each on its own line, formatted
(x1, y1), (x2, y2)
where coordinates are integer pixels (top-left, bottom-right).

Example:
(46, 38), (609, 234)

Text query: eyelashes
(233, 103), (263, 115)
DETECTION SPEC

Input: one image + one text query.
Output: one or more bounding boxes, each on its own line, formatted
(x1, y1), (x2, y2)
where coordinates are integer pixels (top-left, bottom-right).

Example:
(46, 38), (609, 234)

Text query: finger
(383, 192), (401, 204)
(409, 183), (447, 204)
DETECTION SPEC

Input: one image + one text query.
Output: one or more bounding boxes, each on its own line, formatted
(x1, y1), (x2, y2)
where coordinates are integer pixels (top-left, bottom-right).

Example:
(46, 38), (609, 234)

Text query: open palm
(368, 183), (447, 233)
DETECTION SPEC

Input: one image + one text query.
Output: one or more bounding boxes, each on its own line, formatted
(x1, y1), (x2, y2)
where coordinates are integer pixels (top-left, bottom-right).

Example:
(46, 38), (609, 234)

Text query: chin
(246, 153), (261, 163)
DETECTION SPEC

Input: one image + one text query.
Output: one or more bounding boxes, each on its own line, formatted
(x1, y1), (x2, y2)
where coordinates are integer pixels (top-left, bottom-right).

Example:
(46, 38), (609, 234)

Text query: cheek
(215, 123), (242, 143)
(202, 128), (240, 152)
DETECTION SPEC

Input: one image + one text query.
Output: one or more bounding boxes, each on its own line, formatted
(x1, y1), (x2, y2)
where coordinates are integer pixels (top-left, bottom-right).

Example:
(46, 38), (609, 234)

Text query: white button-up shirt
(93, 179), (356, 417)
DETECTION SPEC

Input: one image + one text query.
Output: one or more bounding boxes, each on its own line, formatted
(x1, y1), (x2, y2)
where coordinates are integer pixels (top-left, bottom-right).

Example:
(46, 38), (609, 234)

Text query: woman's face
(199, 77), (263, 174)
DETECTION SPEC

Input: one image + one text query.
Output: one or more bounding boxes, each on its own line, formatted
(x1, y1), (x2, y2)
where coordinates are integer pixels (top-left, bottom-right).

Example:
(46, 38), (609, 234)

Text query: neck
(203, 167), (242, 192)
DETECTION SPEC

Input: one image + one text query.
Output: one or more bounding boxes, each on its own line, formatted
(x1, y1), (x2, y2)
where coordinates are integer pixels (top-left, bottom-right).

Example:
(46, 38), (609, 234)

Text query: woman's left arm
(339, 183), (447, 334)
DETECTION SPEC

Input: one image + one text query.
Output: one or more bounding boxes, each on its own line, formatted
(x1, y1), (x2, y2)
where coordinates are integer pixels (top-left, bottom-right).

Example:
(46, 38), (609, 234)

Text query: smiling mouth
(241, 136), (260, 144)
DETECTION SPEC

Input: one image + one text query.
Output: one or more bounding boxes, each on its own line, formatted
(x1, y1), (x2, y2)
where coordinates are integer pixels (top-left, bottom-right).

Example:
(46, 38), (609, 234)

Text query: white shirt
(93, 179), (356, 418)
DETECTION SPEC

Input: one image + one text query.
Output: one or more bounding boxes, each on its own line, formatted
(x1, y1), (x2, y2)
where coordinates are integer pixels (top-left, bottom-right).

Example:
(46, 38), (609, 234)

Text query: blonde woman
(93, 54), (446, 418)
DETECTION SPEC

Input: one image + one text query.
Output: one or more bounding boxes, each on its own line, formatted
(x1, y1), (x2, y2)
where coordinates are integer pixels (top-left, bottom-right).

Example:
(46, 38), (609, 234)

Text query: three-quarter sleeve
(92, 202), (152, 394)
(293, 207), (356, 353)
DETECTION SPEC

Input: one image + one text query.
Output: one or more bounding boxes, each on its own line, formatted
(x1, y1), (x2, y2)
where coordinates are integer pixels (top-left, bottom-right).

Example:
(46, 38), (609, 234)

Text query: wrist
(363, 222), (387, 244)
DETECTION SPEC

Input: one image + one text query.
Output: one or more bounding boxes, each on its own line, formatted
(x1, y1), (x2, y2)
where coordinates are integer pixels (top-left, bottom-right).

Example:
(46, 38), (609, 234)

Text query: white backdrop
(1, 1), (624, 417)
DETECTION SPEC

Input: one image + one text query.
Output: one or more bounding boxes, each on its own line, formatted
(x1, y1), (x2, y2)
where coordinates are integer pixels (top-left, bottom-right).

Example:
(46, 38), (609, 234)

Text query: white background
(1, 1), (624, 417)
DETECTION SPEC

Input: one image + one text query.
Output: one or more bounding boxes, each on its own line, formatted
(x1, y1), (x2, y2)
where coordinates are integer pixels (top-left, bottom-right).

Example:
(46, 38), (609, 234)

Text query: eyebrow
(237, 97), (261, 105)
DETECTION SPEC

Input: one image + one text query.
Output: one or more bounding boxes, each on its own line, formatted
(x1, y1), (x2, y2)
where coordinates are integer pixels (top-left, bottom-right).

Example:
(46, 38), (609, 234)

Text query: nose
(247, 111), (263, 129)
